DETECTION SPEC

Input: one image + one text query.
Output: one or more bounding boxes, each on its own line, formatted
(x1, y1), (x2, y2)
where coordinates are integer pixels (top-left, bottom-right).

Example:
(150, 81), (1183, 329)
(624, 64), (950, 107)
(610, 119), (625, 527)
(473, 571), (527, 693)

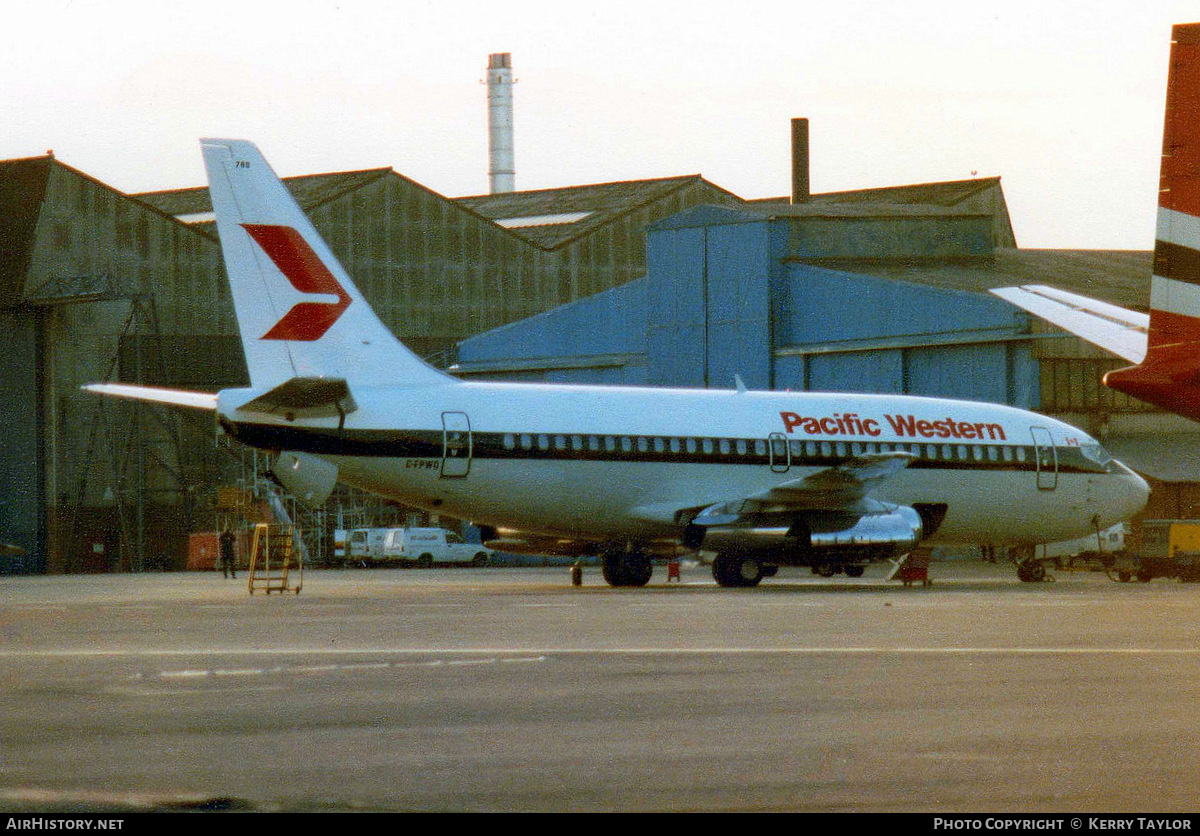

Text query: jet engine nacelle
(694, 505), (924, 564)
(272, 451), (338, 507)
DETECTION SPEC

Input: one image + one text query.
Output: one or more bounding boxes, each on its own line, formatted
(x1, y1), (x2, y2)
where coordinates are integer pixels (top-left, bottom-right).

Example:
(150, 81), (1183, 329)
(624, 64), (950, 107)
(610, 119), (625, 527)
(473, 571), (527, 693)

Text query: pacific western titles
(780, 411), (1007, 442)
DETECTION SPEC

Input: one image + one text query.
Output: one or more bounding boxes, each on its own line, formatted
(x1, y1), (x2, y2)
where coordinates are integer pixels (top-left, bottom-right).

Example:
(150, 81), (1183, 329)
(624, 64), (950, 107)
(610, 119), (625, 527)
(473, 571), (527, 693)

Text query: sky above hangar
(1, 0), (1195, 250)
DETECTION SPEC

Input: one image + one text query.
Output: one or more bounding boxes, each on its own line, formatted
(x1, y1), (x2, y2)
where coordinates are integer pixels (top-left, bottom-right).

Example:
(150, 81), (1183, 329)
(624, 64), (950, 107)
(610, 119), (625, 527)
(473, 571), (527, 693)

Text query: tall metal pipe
(791, 118), (810, 204)
(487, 53), (516, 194)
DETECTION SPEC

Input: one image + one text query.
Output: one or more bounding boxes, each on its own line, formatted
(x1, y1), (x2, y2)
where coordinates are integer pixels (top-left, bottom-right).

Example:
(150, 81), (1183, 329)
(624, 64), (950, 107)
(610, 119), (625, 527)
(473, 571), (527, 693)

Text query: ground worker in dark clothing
(219, 529), (237, 579)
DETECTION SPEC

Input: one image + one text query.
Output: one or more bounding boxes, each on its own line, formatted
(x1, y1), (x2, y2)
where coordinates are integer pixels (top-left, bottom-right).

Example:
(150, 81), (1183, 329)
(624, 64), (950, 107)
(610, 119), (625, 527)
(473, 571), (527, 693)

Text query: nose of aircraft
(1112, 460), (1150, 519)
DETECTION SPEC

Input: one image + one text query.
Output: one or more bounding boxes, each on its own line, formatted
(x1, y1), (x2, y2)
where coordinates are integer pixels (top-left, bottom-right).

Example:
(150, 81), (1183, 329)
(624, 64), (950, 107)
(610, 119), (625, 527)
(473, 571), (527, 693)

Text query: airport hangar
(0, 124), (1187, 574)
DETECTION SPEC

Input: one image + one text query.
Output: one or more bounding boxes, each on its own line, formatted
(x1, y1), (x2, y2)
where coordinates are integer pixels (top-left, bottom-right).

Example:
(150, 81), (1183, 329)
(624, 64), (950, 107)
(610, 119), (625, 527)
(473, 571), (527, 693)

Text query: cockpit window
(1080, 442), (1114, 471)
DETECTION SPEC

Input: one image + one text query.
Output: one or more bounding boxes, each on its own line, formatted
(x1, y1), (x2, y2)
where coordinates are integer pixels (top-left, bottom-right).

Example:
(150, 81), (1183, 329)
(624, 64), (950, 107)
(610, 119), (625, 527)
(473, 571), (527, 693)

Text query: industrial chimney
(487, 53), (516, 194)
(791, 118), (810, 204)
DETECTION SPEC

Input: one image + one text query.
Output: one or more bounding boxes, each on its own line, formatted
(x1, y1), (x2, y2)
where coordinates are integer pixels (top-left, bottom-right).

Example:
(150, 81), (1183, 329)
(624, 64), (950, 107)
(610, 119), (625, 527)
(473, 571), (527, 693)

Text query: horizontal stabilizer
(82, 383), (218, 411)
(990, 285), (1148, 363)
(234, 377), (357, 421)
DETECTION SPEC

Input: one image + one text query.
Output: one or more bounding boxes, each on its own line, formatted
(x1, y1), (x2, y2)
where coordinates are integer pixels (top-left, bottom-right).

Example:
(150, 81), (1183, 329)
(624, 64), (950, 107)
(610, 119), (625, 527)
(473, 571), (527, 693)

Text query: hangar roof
(0, 156), (51, 303)
(748, 176), (1004, 209)
(456, 175), (744, 249)
(841, 248), (1152, 311)
(136, 167), (395, 222)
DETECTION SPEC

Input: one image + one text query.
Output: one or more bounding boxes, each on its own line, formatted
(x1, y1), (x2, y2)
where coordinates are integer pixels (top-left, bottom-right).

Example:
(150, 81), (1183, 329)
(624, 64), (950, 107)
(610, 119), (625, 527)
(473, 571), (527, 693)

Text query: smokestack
(790, 118), (810, 204)
(487, 53), (516, 194)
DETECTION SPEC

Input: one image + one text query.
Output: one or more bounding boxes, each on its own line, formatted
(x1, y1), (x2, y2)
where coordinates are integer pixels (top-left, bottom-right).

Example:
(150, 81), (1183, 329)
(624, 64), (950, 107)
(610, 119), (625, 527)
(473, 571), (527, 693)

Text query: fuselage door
(768, 432), (791, 474)
(1031, 426), (1057, 491)
(441, 412), (472, 478)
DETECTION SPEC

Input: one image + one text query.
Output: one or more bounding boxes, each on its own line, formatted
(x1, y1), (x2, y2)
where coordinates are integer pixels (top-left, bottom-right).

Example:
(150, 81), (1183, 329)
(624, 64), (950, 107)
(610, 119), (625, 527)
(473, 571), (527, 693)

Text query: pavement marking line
(7, 647), (1200, 659)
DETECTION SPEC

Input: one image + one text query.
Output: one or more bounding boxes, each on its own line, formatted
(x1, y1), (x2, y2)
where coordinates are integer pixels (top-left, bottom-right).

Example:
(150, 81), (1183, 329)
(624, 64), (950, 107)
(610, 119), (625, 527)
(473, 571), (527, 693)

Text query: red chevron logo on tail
(241, 223), (351, 341)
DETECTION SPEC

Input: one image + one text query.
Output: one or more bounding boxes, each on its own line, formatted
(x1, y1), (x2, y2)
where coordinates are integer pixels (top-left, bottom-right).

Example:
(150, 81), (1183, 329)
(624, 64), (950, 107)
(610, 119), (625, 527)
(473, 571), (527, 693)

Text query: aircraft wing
(691, 451), (915, 526)
(990, 285), (1148, 364)
(82, 383), (219, 411)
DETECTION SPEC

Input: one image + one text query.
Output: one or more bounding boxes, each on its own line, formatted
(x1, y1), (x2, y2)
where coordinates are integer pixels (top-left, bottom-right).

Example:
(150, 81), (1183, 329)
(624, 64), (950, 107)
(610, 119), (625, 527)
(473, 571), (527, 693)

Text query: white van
(345, 528), (389, 562)
(381, 528), (493, 568)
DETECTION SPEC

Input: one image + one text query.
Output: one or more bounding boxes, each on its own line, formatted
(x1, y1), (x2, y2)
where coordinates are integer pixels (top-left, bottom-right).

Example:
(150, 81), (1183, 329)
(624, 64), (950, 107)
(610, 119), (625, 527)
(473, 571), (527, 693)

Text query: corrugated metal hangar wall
(0, 153), (744, 573)
(456, 203), (1040, 407)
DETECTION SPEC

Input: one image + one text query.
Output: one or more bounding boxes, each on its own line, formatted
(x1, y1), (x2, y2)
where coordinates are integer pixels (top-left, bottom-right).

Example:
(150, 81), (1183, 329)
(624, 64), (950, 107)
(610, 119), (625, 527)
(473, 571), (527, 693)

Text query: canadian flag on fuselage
(1105, 24), (1200, 418)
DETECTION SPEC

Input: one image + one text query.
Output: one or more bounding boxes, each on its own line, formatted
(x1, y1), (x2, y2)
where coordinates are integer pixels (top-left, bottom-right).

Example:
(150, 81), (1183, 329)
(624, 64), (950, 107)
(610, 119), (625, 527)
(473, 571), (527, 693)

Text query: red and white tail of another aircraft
(993, 22), (1200, 421)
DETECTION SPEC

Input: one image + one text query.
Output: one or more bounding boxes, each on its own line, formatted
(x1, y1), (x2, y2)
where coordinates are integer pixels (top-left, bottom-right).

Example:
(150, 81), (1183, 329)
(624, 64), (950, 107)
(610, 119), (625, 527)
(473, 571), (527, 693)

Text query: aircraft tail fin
(200, 139), (453, 389)
(1104, 23), (1200, 419)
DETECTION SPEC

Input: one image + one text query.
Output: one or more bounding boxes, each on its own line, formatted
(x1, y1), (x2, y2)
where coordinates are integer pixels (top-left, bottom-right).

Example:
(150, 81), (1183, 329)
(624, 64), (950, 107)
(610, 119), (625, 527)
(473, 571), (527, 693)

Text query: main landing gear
(712, 552), (763, 587)
(711, 553), (781, 587)
(602, 547), (653, 587)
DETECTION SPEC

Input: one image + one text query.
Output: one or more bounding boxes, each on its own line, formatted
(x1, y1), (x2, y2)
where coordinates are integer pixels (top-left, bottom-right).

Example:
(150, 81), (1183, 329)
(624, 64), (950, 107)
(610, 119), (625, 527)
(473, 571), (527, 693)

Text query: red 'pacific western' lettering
(780, 411), (1006, 441)
(779, 411), (882, 437)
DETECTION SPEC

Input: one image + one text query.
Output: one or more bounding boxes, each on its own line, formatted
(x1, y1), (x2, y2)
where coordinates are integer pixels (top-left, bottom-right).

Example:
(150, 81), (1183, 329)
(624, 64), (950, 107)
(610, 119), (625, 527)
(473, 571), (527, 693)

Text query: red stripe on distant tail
(1159, 24), (1200, 216)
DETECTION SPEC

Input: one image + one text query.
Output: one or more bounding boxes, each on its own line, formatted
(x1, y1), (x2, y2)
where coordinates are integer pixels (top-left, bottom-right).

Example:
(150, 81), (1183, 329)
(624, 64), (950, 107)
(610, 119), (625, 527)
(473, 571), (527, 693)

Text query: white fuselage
(218, 381), (1149, 549)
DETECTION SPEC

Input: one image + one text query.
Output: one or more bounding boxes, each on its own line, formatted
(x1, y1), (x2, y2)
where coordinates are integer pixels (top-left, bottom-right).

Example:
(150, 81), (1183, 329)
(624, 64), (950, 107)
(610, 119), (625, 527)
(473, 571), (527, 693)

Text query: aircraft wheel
(472, 552), (489, 568)
(1017, 561), (1046, 583)
(815, 563), (838, 578)
(417, 554), (433, 569)
(713, 553), (763, 587)
(602, 551), (652, 587)
(845, 565), (865, 578)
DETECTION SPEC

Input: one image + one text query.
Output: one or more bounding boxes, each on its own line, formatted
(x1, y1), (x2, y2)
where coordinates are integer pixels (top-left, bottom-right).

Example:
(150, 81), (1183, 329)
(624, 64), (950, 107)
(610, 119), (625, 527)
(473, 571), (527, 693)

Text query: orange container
(187, 532), (219, 571)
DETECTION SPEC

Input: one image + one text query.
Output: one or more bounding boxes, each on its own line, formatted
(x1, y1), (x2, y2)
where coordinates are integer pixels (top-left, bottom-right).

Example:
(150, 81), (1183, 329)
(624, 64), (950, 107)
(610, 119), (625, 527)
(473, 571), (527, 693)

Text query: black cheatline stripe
(1154, 239), (1200, 286)
(225, 421), (1106, 476)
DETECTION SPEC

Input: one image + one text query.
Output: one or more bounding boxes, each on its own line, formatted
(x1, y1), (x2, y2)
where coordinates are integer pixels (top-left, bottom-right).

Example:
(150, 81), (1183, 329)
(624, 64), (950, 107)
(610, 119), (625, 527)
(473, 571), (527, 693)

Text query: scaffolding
(73, 292), (198, 572)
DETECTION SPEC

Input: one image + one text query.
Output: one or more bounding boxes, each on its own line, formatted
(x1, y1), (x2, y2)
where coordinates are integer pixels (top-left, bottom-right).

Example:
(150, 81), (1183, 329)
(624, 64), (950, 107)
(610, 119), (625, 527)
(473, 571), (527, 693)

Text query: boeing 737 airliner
(86, 139), (1149, 586)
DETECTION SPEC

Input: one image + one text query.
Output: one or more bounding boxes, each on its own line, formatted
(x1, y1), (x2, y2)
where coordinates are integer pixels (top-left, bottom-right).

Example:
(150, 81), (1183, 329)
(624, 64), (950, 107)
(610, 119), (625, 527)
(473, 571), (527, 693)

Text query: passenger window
(736, 439), (747, 456)
(1002, 446), (1014, 462)
(670, 438), (681, 454)
(988, 446), (999, 462)
(653, 438), (665, 453)
(972, 446), (983, 461)
(789, 440), (803, 457)
(637, 437), (649, 453)
(503, 433), (515, 450)
(702, 438), (714, 455)
(851, 442), (864, 456)
(520, 434), (533, 450)
(835, 442), (847, 457)
(956, 445), (968, 460)
(820, 442), (832, 457)
(686, 438), (697, 454)
(926, 445), (937, 460)
(1016, 447), (1027, 462)
(538, 434), (550, 451)
(588, 435), (601, 451)
(621, 437), (632, 453)
(572, 435), (584, 450)
(554, 435), (566, 451)
(941, 444), (953, 459)
(754, 439), (766, 456)
(719, 439), (731, 455)
(605, 436), (617, 452)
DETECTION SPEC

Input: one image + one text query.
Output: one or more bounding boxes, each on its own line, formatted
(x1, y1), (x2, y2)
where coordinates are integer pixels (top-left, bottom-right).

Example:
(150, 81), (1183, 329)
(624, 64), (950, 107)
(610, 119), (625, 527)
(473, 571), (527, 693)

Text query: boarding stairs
(247, 522), (303, 595)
